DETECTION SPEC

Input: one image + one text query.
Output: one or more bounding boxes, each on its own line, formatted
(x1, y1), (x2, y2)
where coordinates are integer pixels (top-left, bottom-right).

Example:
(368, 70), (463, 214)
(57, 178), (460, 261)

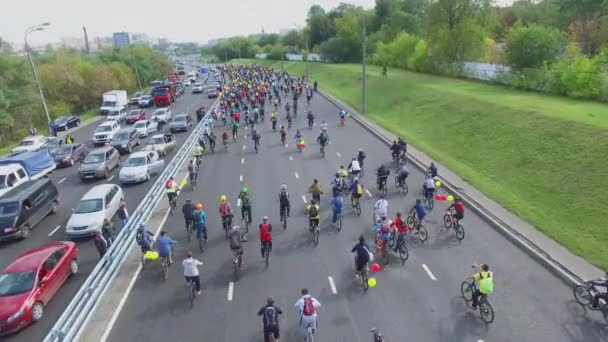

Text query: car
(53, 116), (80, 132)
(133, 120), (157, 138)
(138, 95), (154, 108)
(183, 79), (191, 86)
(109, 127), (140, 154)
(119, 151), (164, 184)
(130, 92), (144, 105)
(50, 143), (87, 167)
(151, 108), (172, 123)
(174, 82), (185, 96)
(37, 137), (62, 152)
(106, 108), (127, 122)
(11, 136), (48, 154)
(125, 109), (146, 124)
(192, 83), (204, 94)
(142, 133), (175, 157)
(169, 113), (193, 133)
(0, 241), (79, 336)
(207, 88), (218, 98)
(78, 147), (121, 180)
(65, 184), (123, 237)
(92, 121), (120, 145)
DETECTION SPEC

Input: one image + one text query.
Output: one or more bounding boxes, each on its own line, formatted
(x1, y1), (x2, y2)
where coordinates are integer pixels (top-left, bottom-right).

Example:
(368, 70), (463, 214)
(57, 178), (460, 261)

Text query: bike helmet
(241, 187), (248, 193)
(381, 215), (387, 221)
(139, 223), (146, 228)
(220, 195), (227, 202)
(263, 216), (268, 221)
(335, 172), (340, 178)
(195, 203), (203, 210)
(310, 199), (317, 205)
(281, 183), (287, 190)
(232, 225), (240, 232)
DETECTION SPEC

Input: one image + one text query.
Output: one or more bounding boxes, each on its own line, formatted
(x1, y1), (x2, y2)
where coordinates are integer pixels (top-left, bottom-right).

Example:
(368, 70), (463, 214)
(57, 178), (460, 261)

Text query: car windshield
(113, 132), (130, 140)
(55, 116), (68, 123)
(0, 271), (35, 297)
(108, 111), (120, 116)
(95, 125), (113, 133)
(83, 153), (104, 164)
(74, 198), (103, 213)
(128, 110), (141, 116)
(0, 202), (19, 216)
(153, 110), (166, 116)
(51, 146), (72, 156)
(193, 83), (202, 87)
(0, 176), (5, 189)
(125, 156), (146, 167)
(153, 88), (168, 96)
(174, 116), (187, 122)
(134, 121), (147, 128)
(19, 140), (35, 146)
(133, 92), (143, 97)
(140, 95), (151, 100)
(101, 101), (115, 107)
(148, 137), (164, 145)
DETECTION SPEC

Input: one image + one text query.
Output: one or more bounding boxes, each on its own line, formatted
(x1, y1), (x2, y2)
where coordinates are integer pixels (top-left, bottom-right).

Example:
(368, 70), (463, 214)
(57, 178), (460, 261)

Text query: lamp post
(24, 23), (52, 134)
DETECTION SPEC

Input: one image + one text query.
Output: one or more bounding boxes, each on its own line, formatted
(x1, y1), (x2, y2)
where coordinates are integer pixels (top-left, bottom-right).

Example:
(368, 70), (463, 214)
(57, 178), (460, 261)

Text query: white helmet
(232, 225), (240, 232)
(281, 183), (287, 190)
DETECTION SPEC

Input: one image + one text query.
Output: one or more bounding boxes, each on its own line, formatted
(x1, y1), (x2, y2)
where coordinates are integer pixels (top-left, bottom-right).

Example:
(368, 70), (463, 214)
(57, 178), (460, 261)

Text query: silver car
(78, 147), (121, 180)
(110, 127), (140, 154)
(133, 120), (157, 138)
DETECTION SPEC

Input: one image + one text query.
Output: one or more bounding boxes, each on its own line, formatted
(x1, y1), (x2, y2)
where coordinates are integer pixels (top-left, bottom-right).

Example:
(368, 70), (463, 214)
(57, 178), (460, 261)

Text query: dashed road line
(301, 195), (307, 203)
(228, 282), (234, 301)
(289, 155), (293, 161)
(241, 158), (245, 164)
(237, 198), (242, 207)
(328, 276), (338, 294)
(336, 152), (342, 157)
(285, 143), (288, 148)
(365, 189), (372, 198)
(239, 175), (243, 182)
(294, 172), (299, 179)
(48, 225), (61, 236)
(108, 175), (115, 182)
(58, 177), (67, 184)
(242, 145), (246, 150)
(422, 264), (437, 281)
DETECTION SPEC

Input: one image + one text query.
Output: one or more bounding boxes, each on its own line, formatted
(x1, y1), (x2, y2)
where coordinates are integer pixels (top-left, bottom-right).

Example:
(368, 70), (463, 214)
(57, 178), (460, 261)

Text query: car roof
(134, 119), (149, 124)
(174, 113), (189, 117)
(117, 127), (136, 133)
(22, 136), (45, 142)
(128, 151), (153, 159)
(149, 133), (165, 138)
(0, 178), (54, 202)
(89, 146), (114, 154)
(4, 241), (75, 273)
(154, 108), (168, 112)
(81, 184), (117, 200)
(99, 121), (117, 127)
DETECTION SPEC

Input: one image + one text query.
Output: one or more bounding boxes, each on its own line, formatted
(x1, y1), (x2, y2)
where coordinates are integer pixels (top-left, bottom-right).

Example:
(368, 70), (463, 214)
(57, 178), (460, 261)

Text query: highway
(103, 81), (608, 342)
(1, 70), (216, 341)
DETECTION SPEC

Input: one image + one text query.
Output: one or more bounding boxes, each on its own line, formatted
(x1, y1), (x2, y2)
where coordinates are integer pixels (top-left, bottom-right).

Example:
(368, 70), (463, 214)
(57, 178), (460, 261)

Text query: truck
(167, 72), (179, 83)
(0, 150), (56, 196)
(201, 65), (209, 74)
(99, 90), (129, 116)
(152, 85), (177, 107)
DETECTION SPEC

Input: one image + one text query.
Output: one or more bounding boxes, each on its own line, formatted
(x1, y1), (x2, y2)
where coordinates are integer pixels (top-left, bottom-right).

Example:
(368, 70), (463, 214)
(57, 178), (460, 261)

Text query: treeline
(0, 44), (171, 144)
(206, 0), (608, 101)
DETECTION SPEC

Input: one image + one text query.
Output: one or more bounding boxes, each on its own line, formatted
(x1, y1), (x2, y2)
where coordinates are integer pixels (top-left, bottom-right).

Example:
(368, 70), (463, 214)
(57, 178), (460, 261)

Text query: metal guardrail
(44, 98), (219, 342)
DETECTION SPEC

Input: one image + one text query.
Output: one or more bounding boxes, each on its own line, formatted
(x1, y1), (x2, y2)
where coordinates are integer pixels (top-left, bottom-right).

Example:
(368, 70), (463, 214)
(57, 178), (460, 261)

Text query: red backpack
(302, 297), (315, 316)
(165, 180), (172, 189)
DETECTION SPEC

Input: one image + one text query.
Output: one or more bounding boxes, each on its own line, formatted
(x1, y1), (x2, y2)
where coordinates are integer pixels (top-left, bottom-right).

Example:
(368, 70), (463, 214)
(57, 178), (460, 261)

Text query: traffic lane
(1, 93), (214, 341)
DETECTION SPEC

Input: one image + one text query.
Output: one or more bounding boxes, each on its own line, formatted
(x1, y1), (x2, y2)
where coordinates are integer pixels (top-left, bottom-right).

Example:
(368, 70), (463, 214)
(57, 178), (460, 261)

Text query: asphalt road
(105, 84), (605, 342)
(1, 71), (217, 341)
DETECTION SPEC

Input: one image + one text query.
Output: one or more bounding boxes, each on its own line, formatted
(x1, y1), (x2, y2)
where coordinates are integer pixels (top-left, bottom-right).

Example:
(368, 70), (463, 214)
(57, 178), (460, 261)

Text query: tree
(506, 24), (564, 69)
(268, 44), (285, 60)
(282, 30), (303, 49)
(306, 5), (334, 48)
(258, 33), (281, 47)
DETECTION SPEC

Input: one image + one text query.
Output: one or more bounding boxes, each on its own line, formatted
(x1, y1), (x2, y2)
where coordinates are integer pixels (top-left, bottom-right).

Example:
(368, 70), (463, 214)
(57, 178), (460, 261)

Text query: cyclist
(390, 140), (401, 161)
(135, 223), (154, 253)
(252, 129), (261, 151)
(331, 193), (344, 225)
(157, 231), (177, 265)
(271, 112), (278, 130)
(392, 212), (409, 252)
(348, 157), (361, 178)
(449, 196), (465, 222)
(376, 164), (390, 192)
(231, 120), (239, 140)
(339, 109), (346, 121)
(279, 125), (287, 145)
(396, 164), (410, 187)
(259, 216), (273, 258)
(165, 177), (179, 206)
(219, 195), (233, 228)
(294, 288), (321, 339)
(293, 129), (303, 143)
(182, 199), (195, 232)
(397, 137), (407, 157)
(373, 195), (389, 223)
(349, 177), (364, 207)
(222, 131), (229, 147)
(428, 162), (438, 178)
(410, 199), (427, 225)
(338, 164), (349, 179)
(207, 132), (217, 151)
(305, 199), (321, 232)
(468, 264), (494, 309)
(285, 101), (291, 115)
(357, 149), (366, 171)
(286, 112), (292, 128)
(193, 144), (204, 164)
(234, 111), (241, 123)
(352, 235), (371, 276)
(239, 187), (253, 239)
(589, 272), (608, 309)
(182, 251), (203, 295)
(278, 184), (290, 221)
(187, 160), (199, 185)
(423, 175), (436, 200)
(332, 173), (344, 197)
(193, 203), (207, 242)
(307, 111), (314, 127)
(316, 130), (328, 149)
(308, 179), (323, 203)
(228, 225), (243, 261)
(258, 297), (283, 342)
(320, 121), (329, 140)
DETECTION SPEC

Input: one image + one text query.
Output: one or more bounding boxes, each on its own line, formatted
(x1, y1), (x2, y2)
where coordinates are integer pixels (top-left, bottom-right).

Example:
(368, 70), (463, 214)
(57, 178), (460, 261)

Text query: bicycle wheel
(362, 269), (369, 292)
(186, 223), (192, 242)
(455, 223), (465, 241)
(573, 285), (595, 306)
(381, 247), (389, 265)
(313, 227), (319, 246)
(401, 182), (408, 196)
(461, 281), (473, 301)
(417, 225), (428, 242)
(268, 332), (276, 342)
(190, 282), (196, 307)
(399, 241), (409, 264)
(427, 197), (434, 210)
(198, 235), (205, 252)
(382, 185), (388, 197)
(233, 257), (240, 281)
(283, 213), (287, 230)
(336, 214), (342, 231)
(308, 326), (315, 342)
(265, 245), (270, 266)
(356, 203), (362, 216)
(406, 215), (414, 227)
(479, 300), (495, 324)
(394, 175), (399, 188)
(443, 213), (453, 229)
(388, 232), (396, 248)
(161, 258), (168, 280)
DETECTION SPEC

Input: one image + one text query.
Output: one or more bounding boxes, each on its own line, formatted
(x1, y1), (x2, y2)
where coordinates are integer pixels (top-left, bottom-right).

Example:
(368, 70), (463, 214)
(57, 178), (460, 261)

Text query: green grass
(236, 59), (608, 270)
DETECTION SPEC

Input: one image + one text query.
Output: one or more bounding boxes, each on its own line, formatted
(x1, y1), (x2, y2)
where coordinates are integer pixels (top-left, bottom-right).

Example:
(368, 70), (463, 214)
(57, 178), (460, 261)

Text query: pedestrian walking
(117, 201), (129, 227)
(94, 230), (109, 259)
(101, 218), (116, 245)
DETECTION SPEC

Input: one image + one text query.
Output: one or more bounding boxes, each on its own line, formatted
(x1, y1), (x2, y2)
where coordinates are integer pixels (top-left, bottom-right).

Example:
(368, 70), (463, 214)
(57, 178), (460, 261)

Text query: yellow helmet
(220, 195), (227, 202)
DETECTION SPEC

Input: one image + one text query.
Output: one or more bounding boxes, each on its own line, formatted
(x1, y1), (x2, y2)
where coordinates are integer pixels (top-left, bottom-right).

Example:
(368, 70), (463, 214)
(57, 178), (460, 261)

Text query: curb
(314, 87), (583, 287)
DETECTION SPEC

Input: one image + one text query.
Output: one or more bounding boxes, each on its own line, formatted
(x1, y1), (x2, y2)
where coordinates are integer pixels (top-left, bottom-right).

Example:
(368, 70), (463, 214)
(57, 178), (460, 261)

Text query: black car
(109, 127), (141, 154)
(54, 115), (80, 131)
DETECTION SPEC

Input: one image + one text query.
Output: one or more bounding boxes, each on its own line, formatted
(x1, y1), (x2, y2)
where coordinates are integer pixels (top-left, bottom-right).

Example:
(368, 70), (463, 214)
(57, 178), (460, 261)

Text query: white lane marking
(328, 276), (337, 294)
(48, 225), (61, 236)
(240, 175), (243, 182)
(294, 172), (299, 179)
(336, 152), (342, 157)
(301, 195), (307, 203)
(285, 143), (288, 148)
(228, 282), (234, 301)
(241, 158), (244, 164)
(58, 177), (67, 184)
(478, 340), (484, 342)
(242, 145), (246, 150)
(107, 175), (115, 182)
(365, 189), (372, 198)
(237, 198), (242, 207)
(99, 198), (172, 342)
(289, 155), (293, 161)
(422, 264), (437, 281)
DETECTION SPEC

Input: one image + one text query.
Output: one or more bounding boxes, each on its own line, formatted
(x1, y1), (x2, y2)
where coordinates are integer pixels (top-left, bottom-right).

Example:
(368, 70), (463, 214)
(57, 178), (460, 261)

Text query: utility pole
(361, 23), (367, 114)
(305, 35), (309, 82)
(225, 50), (227, 64)
(24, 23), (52, 134)
(82, 26), (90, 54)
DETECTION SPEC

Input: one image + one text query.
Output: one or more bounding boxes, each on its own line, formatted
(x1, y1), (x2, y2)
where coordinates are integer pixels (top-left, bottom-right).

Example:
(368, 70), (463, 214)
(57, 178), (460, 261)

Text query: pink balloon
(371, 263), (381, 273)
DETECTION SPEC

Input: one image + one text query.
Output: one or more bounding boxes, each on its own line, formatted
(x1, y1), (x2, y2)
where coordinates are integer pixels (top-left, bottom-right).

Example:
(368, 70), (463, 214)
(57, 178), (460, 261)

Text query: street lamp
(24, 23), (52, 134)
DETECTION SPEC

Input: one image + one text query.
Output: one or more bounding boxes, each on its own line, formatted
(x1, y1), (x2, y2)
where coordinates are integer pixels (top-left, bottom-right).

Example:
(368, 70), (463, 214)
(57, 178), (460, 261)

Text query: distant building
(132, 33), (152, 46)
(95, 37), (113, 50)
(60, 37), (85, 50)
(113, 32), (131, 48)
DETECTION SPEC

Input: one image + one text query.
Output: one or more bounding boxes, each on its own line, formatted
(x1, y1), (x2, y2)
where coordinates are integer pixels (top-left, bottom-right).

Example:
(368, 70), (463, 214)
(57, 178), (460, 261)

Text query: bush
(506, 24), (563, 70)
(550, 45), (604, 99)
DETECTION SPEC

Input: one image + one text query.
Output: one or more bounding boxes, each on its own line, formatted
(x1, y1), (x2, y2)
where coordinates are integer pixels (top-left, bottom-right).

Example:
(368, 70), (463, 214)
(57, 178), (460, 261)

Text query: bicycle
(306, 322), (315, 342)
(210, 141), (215, 153)
(160, 247), (174, 281)
(355, 257), (369, 292)
(394, 174), (408, 196)
(461, 279), (495, 324)
(310, 219), (320, 246)
(281, 207), (288, 230)
(422, 189), (435, 210)
(387, 230), (409, 264)
(334, 210), (342, 231)
(377, 179), (388, 197)
(196, 226), (206, 252)
(185, 219), (193, 242)
(573, 282), (608, 322)
(375, 236), (390, 266)
(189, 172), (198, 191)
(320, 144), (325, 158)
(233, 249), (243, 281)
(254, 141), (259, 154)
(222, 214), (233, 239)
(187, 277), (198, 307)
(406, 214), (428, 242)
(223, 140), (228, 151)
(262, 241), (271, 267)
(352, 196), (362, 216)
(443, 208), (465, 241)
(370, 327), (384, 342)
(169, 193), (178, 216)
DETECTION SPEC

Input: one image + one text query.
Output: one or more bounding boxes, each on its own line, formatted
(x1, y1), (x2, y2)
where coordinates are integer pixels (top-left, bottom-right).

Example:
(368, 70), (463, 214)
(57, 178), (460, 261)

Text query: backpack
(264, 306), (278, 328)
(135, 230), (145, 243)
(165, 180), (172, 189)
(479, 273), (494, 294)
(241, 194), (251, 207)
(356, 184), (363, 195)
(229, 232), (240, 249)
(279, 191), (289, 205)
(302, 297), (315, 316)
(308, 205), (319, 217)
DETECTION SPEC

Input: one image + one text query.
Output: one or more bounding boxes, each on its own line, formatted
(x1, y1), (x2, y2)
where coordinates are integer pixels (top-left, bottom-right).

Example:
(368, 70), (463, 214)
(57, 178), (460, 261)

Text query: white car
(65, 184), (124, 237)
(151, 108), (172, 123)
(130, 91), (144, 105)
(133, 119), (157, 138)
(11, 136), (48, 154)
(142, 133), (176, 157)
(106, 107), (127, 122)
(119, 151), (164, 184)
(192, 83), (204, 93)
(92, 121), (120, 145)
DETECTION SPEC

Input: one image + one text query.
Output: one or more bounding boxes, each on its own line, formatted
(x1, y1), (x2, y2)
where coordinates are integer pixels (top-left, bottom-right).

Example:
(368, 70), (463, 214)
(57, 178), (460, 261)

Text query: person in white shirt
(373, 195), (389, 222)
(182, 251), (203, 294)
(423, 176), (436, 199)
(349, 158), (361, 177)
(294, 288), (321, 340)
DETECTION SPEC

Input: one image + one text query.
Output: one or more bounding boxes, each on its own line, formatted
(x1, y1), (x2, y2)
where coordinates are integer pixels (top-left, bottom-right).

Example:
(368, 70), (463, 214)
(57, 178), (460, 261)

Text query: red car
(207, 88), (218, 98)
(126, 109), (146, 124)
(0, 241), (79, 336)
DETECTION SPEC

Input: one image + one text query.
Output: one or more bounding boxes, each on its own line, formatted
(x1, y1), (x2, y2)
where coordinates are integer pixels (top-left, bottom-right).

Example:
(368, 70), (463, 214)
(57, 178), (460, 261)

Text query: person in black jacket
(182, 199), (195, 232)
(257, 297), (283, 342)
(94, 230), (109, 259)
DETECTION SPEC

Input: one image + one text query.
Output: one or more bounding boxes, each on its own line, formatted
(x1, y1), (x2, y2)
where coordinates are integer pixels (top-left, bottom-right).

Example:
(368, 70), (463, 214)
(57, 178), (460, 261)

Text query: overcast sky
(1, 0), (514, 46)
